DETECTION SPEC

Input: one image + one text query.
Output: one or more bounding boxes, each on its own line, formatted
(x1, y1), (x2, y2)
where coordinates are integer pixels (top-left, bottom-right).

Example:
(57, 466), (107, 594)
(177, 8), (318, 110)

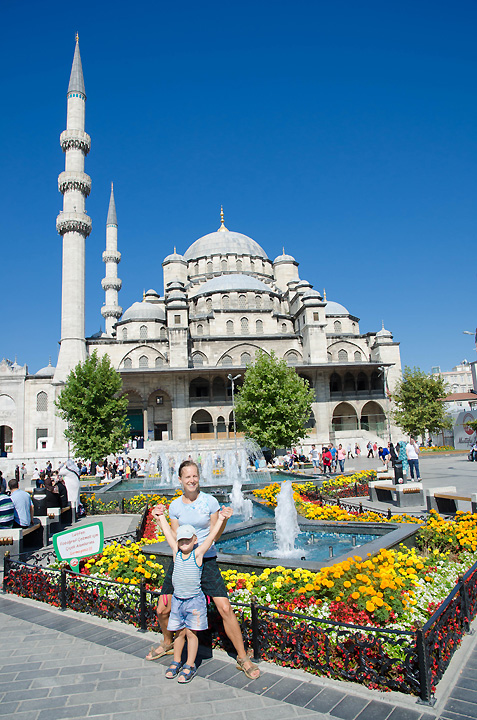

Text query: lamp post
(228, 373), (241, 451)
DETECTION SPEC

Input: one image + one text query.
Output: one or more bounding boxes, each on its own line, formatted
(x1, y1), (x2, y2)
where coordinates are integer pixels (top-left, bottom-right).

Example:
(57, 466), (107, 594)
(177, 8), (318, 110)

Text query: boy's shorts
(161, 556), (228, 598)
(167, 591), (208, 632)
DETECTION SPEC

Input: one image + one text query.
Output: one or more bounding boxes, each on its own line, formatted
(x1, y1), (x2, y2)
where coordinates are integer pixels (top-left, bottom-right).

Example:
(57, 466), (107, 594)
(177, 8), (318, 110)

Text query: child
(152, 504), (232, 683)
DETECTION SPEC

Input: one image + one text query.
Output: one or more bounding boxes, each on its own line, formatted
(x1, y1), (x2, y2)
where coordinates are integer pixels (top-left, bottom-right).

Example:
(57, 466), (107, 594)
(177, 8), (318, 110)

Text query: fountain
(272, 481), (300, 556)
(226, 451), (253, 521)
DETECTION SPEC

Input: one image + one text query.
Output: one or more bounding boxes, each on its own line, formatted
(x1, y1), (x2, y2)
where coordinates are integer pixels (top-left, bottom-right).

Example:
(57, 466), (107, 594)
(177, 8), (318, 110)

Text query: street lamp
(227, 374), (241, 450)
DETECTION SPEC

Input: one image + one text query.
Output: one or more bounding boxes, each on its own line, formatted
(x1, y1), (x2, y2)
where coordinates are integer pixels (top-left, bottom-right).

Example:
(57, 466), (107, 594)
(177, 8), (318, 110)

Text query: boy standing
(152, 504), (231, 683)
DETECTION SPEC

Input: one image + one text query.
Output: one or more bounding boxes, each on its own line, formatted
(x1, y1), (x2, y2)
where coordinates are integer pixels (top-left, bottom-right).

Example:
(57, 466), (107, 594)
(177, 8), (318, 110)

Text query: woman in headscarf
(58, 459), (81, 511)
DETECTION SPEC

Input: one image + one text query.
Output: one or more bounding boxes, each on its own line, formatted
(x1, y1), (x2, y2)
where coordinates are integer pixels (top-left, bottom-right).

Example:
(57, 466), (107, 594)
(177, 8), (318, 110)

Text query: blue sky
(1, 0), (476, 374)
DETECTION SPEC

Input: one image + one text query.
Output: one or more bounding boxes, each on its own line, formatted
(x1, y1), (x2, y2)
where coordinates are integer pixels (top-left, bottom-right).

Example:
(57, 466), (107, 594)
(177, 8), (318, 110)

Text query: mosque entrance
(154, 423), (168, 441)
(0, 425), (13, 456)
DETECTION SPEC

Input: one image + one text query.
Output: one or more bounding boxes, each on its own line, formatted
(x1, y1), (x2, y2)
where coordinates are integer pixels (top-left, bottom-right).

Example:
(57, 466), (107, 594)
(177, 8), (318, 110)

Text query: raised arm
(150, 504), (177, 553)
(196, 507), (233, 562)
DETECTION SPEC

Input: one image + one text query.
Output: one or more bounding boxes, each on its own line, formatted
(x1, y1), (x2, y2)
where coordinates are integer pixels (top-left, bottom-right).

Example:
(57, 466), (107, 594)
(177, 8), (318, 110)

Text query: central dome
(184, 230), (268, 261)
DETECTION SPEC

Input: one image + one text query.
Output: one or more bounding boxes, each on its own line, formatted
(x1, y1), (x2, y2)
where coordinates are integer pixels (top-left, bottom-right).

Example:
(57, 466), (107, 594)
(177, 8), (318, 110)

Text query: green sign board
(52, 522), (104, 573)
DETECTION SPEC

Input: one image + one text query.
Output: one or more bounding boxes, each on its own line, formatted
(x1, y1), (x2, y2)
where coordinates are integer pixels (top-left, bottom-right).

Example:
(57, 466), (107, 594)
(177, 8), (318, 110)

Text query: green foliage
(234, 350), (315, 451)
(391, 366), (452, 439)
(55, 351), (129, 461)
(466, 420), (477, 433)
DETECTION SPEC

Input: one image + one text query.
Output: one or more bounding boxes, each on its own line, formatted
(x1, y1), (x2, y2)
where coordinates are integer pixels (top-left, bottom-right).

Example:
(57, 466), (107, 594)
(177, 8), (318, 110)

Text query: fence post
(2, 551), (11, 592)
(121, 498), (125, 514)
(458, 576), (472, 634)
(359, 502), (363, 514)
(354, 483), (358, 496)
(91, 499), (95, 515)
(387, 508), (392, 520)
(59, 567), (67, 611)
(139, 579), (147, 633)
(250, 598), (260, 662)
(416, 628), (433, 704)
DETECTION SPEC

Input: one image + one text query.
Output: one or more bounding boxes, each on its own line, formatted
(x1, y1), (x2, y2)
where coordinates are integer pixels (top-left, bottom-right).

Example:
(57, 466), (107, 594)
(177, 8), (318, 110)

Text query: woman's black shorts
(160, 556), (228, 598)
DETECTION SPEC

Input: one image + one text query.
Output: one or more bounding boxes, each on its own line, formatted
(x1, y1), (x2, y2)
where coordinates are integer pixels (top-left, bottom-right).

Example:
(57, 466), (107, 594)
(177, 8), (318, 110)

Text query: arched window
(139, 355), (149, 368)
(239, 294), (246, 309)
(357, 372), (368, 392)
(207, 261), (213, 274)
(140, 325), (148, 339)
(155, 356), (164, 367)
(250, 260), (255, 271)
(281, 322), (287, 333)
(36, 392), (48, 412)
(332, 402), (359, 431)
(217, 415), (227, 436)
(354, 351), (362, 362)
(371, 371), (383, 392)
(330, 373), (341, 393)
(344, 373), (356, 392)
(236, 259), (242, 271)
(256, 319), (263, 334)
(241, 317), (249, 334)
(124, 358), (132, 369)
(190, 409), (214, 437)
(334, 321), (342, 333)
(189, 377), (210, 400)
(221, 355), (233, 366)
(286, 351), (300, 365)
(122, 327), (128, 340)
(338, 349), (348, 362)
(241, 352), (251, 366)
(222, 295), (229, 309)
(160, 326), (167, 339)
(213, 377), (226, 400)
(221, 259), (227, 271)
(194, 262), (199, 274)
(226, 320), (234, 335)
(206, 298), (212, 312)
(197, 324), (204, 335)
(255, 295), (262, 309)
(192, 353), (204, 367)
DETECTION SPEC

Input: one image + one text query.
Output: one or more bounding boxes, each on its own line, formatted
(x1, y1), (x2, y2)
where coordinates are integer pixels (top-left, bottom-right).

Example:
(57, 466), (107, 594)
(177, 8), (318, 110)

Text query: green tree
(234, 350), (315, 451)
(391, 366), (452, 439)
(55, 351), (130, 461)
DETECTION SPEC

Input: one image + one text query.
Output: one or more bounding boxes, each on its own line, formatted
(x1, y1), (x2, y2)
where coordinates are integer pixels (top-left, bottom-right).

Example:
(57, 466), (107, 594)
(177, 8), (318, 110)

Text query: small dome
(325, 300), (349, 315)
(302, 289), (322, 299)
(190, 273), (273, 297)
(145, 288), (159, 297)
(163, 251), (186, 264)
(376, 324), (393, 338)
(121, 301), (165, 322)
(273, 253), (296, 264)
(36, 362), (55, 377)
(184, 230), (267, 261)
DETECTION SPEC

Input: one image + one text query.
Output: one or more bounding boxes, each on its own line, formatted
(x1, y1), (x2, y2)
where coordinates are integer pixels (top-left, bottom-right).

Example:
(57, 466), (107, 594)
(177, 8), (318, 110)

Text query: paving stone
(37, 705), (91, 720)
(207, 663), (242, 683)
(226, 670), (260, 690)
(0, 679), (33, 692)
(0, 700), (20, 715)
(329, 693), (369, 719)
(262, 677), (304, 701)
(441, 697), (477, 718)
(19, 695), (70, 712)
(354, 700), (394, 720)
(386, 706), (423, 720)
(89, 698), (142, 715)
(47, 681), (97, 696)
(244, 705), (304, 720)
(2, 686), (50, 702)
(58, 662), (104, 675)
(305, 686), (345, 714)
(284, 683), (322, 708)
(195, 657), (227, 676)
(67, 689), (118, 705)
(450, 685), (477, 704)
(213, 694), (277, 713)
(240, 671), (281, 696)
(0, 661), (42, 673)
(440, 714), (474, 720)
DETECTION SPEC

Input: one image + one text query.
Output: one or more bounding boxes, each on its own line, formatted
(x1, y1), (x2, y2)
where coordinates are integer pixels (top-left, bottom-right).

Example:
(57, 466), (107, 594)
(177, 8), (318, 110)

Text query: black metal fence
(3, 545), (477, 703)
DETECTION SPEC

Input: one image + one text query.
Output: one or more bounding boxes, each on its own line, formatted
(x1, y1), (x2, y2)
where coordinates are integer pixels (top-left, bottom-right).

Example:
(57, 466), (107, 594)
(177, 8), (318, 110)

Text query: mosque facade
(0, 39), (402, 460)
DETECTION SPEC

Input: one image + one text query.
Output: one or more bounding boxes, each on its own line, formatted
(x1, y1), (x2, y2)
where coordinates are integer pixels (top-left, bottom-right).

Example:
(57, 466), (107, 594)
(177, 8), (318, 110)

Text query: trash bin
(393, 460), (404, 485)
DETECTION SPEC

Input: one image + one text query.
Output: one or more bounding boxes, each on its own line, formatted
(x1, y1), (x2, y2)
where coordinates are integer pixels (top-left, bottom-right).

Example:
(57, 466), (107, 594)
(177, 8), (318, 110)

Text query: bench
(370, 480), (425, 507)
(0, 520), (43, 555)
(425, 487), (477, 515)
(369, 481), (396, 504)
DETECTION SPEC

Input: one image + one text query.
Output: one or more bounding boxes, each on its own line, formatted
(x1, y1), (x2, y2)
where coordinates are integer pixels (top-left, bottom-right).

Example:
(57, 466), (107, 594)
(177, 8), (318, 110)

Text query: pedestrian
(322, 447), (332, 474)
(309, 445), (320, 473)
(337, 444), (346, 473)
(406, 437), (421, 481)
(329, 444), (337, 471)
(152, 504), (231, 682)
(9, 478), (34, 528)
(373, 442), (378, 457)
(367, 442), (373, 458)
(347, 442), (354, 459)
(0, 486), (15, 528)
(355, 444), (361, 457)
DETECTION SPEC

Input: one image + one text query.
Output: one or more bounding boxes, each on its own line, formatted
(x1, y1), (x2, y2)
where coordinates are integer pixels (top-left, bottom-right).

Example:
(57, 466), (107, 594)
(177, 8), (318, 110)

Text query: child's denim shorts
(168, 591), (208, 632)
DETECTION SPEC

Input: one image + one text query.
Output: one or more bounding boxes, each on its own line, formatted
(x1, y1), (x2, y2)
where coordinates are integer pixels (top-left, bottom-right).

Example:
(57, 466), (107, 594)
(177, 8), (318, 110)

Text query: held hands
(151, 504), (165, 520)
(218, 506), (233, 522)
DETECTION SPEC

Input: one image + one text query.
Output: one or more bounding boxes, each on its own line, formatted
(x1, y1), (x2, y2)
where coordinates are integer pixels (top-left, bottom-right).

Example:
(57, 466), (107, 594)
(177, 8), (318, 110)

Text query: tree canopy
(391, 366), (451, 439)
(234, 350), (315, 451)
(55, 351), (130, 461)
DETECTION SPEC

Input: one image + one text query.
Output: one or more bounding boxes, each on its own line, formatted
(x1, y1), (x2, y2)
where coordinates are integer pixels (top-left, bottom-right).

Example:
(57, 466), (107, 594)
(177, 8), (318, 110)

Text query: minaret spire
(101, 183), (122, 335)
(218, 205), (228, 232)
(54, 37), (92, 383)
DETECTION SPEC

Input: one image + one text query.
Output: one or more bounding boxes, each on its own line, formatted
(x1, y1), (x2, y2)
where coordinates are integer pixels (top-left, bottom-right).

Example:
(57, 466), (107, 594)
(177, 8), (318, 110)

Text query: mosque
(0, 38), (402, 461)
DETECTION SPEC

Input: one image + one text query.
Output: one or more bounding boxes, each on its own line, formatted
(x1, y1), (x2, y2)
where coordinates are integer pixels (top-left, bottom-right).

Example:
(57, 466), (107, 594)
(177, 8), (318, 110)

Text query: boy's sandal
(145, 641), (174, 661)
(236, 656), (260, 679)
(177, 663), (197, 683)
(165, 660), (183, 679)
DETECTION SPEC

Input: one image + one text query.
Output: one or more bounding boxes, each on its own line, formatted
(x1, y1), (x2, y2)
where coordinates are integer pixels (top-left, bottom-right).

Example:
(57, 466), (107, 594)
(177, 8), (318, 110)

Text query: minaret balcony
(60, 129), (91, 154)
(101, 277), (122, 291)
(101, 304), (123, 319)
(56, 211), (92, 237)
(58, 171), (92, 196)
(102, 250), (121, 263)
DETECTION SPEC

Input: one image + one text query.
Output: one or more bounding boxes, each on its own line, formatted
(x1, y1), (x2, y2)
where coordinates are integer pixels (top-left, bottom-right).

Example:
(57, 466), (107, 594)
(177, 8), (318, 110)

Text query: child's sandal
(165, 661), (183, 679)
(177, 663), (197, 683)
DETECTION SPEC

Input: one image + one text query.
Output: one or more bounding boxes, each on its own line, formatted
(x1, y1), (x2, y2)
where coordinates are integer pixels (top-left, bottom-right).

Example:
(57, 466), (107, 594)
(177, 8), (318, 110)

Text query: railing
(4, 548), (477, 703)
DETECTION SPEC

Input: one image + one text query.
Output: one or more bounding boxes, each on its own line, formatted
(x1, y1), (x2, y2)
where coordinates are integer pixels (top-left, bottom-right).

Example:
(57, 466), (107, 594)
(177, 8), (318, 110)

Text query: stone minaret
(54, 35), (91, 383)
(101, 183), (122, 334)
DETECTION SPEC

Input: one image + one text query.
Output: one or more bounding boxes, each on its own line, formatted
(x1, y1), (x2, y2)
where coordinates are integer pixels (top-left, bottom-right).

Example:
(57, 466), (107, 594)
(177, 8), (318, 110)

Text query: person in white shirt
(405, 438), (421, 481)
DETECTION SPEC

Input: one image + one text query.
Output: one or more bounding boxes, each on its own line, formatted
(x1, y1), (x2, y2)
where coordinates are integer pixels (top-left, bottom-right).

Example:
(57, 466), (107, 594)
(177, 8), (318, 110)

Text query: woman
(146, 460), (260, 679)
(337, 444), (346, 474)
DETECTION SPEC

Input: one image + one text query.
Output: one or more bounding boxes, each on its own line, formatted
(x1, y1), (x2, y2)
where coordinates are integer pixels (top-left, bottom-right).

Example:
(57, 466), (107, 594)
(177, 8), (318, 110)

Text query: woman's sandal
(145, 642), (174, 661)
(236, 656), (260, 679)
(165, 660), (183, 679)
(177, 663), (197, 683)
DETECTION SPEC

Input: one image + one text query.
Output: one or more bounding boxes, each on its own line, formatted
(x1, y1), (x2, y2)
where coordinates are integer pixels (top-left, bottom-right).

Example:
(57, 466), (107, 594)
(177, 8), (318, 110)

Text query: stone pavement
(1, 591), (477, 720)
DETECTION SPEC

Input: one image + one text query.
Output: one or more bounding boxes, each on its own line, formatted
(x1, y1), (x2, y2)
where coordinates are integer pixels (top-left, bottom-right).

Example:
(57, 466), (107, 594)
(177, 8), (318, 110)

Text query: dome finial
(174, 246), (176, 254)
(323, 288), (327, 301)
(218, 205), (228, 232)
(143, 289), (146, 300)
(75, 31), (79, 43)
(283, 247), (285, 255)
(382, 320), (385, 329)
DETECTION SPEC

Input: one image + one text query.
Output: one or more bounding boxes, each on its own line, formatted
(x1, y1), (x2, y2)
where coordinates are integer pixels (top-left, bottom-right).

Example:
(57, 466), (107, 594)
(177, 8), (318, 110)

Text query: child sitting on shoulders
(152, 503), (232, 683)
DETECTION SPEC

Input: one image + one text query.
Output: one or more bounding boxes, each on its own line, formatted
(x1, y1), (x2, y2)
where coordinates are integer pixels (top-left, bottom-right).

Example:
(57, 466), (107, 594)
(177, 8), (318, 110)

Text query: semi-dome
(325, 300), (349, 315)
(121, 301), (165, 322)
(184, 230), (268, 261)
(190, 273), (273, 297)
